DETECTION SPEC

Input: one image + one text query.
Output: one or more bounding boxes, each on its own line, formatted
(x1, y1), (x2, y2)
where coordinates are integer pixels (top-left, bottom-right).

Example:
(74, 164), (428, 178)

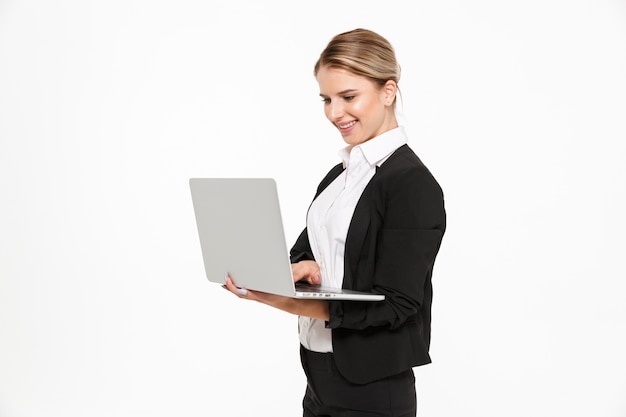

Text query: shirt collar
(338, 126), (408, 169)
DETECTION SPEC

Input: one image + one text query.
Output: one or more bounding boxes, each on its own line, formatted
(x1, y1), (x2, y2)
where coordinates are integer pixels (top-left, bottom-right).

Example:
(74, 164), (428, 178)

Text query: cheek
(352, 100), (375, 122)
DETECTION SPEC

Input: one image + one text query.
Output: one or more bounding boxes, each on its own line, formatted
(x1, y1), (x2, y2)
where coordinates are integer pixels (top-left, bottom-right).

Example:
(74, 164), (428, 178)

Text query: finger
(307, 274), (321, 285)
(224, 275), (249, 297)
(224, 275), (237, 291)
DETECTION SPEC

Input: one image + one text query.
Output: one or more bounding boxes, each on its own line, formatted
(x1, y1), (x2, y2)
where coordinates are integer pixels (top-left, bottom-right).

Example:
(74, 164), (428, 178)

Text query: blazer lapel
(343, 182), (374, 289)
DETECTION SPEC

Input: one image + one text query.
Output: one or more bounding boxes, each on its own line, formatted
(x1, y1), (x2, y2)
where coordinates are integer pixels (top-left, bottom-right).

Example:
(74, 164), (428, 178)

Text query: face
(316, 66), (397, 146)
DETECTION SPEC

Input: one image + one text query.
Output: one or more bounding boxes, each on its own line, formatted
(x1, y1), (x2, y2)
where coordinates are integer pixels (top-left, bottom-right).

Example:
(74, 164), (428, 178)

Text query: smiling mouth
(338, 121), (356, 129)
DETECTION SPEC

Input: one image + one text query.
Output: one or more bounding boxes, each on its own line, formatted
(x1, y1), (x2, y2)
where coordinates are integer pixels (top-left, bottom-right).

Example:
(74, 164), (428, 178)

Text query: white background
(1, 1), (625, 416)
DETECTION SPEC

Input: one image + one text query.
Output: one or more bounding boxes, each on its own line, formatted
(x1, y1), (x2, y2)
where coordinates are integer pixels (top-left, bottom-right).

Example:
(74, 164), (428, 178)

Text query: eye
(321, 97), (331, 104)
(344, 95), (355, 102)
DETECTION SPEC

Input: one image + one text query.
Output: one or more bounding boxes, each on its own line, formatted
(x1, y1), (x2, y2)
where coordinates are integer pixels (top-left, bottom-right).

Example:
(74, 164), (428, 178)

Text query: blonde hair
(314, 28), (401, 102)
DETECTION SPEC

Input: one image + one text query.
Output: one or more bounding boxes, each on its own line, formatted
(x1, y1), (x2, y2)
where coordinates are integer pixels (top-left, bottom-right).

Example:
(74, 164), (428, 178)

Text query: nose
(327, 100), (344, 121)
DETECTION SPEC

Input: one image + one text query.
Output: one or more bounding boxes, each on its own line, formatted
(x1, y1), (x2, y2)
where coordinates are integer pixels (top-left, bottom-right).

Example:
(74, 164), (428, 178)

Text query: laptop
(189, 178), (384, 301)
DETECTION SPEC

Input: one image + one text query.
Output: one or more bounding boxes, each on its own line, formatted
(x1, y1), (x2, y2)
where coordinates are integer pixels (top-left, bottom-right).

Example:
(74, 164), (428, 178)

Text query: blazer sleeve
(290, 227), (315, 264)
(326, 159), (446, 331)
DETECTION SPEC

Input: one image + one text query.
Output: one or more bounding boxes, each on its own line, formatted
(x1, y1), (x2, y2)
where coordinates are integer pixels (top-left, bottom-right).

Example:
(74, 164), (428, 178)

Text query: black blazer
(290, 144), (446, 384)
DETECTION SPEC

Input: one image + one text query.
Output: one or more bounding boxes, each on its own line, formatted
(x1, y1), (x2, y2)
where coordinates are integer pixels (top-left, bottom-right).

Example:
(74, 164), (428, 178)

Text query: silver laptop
(189, 178), (384, 301)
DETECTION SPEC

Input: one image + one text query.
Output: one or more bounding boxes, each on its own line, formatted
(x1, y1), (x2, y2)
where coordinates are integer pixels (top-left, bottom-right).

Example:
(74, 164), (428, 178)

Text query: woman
(225, 28), (446, 416)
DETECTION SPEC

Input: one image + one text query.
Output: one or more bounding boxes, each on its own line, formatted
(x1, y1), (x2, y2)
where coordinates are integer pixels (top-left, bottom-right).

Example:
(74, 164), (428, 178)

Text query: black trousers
(300, 345), (417, 417)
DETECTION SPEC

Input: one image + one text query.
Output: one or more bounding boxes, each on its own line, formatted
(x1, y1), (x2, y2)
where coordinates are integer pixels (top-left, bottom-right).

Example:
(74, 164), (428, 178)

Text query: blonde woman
(225, 28), (446, 416)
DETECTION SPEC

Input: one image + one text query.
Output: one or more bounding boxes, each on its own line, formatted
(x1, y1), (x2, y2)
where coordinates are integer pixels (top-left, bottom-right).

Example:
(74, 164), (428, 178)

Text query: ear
(382, 80), (397, 105)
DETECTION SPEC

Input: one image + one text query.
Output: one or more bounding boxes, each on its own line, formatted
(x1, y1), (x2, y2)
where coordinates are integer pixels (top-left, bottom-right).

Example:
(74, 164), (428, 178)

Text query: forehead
(316, 66), (378, 95)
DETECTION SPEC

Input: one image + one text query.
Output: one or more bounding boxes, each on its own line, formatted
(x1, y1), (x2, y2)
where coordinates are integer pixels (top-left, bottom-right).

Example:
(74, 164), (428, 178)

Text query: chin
(340, 131), (362, 145)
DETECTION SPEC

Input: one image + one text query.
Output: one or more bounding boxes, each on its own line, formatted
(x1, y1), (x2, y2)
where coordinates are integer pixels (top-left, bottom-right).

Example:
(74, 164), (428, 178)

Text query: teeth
(339, 121), (356, 129)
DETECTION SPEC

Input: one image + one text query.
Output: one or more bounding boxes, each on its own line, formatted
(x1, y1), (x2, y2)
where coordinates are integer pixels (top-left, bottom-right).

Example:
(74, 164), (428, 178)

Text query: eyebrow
(319, 88), (358, 98)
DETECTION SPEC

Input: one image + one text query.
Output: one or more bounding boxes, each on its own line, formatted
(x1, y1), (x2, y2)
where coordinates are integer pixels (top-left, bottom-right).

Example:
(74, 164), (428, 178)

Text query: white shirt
(299, 126), (408, 352)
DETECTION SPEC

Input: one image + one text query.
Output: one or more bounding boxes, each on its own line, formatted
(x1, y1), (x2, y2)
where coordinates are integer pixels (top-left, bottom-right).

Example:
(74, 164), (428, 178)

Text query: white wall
(1, 1), (625, 416)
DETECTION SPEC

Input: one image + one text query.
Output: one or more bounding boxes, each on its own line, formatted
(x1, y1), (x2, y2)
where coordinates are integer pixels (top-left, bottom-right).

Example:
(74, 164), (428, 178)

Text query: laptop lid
(189, 178), (384, 301)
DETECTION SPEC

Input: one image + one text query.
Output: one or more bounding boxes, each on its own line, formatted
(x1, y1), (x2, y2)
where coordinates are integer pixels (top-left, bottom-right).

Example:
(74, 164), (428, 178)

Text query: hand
(223, 274), (329, 320)
(291, 260), (321, 285)
(223, 275), (282, 304)
(223, 274), (258, 299)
